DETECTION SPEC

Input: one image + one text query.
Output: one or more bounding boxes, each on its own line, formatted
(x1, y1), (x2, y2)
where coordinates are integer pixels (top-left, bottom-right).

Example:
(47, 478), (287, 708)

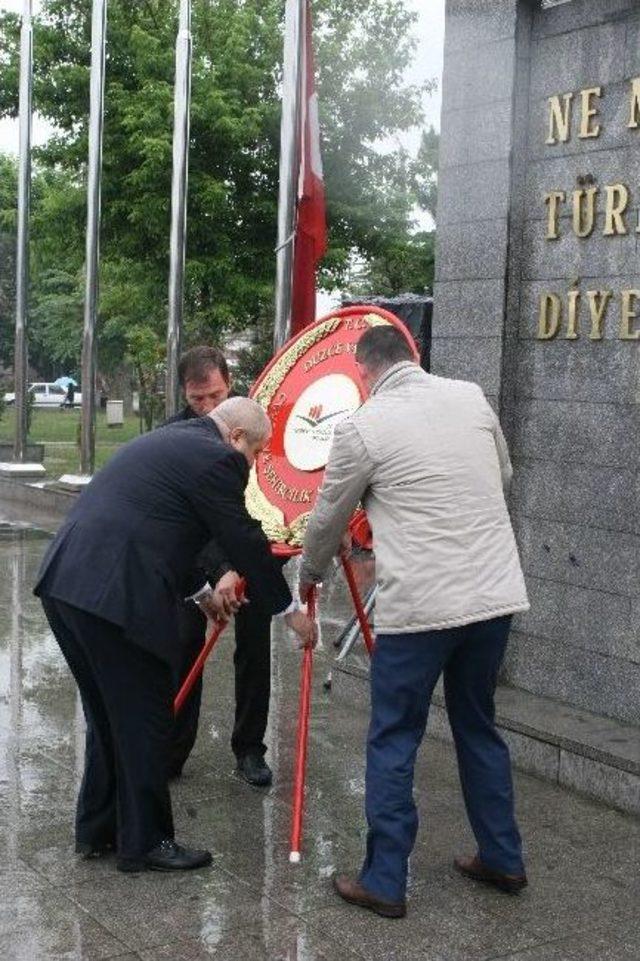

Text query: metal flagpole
(80, 0), (107, 476)
(273, 0), (305, 352)
(165, 0), (193, 419)
(12, 0), (33, 464)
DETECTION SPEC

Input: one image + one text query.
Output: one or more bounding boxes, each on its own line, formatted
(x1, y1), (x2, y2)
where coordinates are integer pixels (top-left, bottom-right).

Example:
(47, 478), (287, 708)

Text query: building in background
(432, 0), (639, 814)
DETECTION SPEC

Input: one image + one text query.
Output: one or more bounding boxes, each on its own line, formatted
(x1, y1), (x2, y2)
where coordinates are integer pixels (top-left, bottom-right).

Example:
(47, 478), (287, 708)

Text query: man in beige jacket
(299, 325), (530, 918)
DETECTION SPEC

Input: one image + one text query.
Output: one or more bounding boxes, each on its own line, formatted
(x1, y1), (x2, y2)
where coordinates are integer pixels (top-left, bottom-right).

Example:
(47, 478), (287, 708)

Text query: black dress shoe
(117, 839), (213, 874)
(236, 753), (273, 787)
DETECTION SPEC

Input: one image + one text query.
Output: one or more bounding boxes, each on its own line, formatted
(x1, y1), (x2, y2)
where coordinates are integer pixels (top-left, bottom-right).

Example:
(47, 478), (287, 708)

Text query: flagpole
(273, 0), (305, 352)
(13, 0), (33, 464)
(165, 0), (192, 418)
(80, 0), (107, 476)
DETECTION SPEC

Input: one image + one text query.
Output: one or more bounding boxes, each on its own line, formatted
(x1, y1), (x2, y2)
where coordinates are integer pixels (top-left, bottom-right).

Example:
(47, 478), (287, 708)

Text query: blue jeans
(359, 616), (524, 903)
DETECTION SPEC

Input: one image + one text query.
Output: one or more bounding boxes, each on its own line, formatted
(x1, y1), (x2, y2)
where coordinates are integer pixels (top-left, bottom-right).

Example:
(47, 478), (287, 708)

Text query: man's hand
(212, 570), (246, 618)
(194, 588), (225, 621)
(193, 571), (246, 621)
(284, 609), (318, 649)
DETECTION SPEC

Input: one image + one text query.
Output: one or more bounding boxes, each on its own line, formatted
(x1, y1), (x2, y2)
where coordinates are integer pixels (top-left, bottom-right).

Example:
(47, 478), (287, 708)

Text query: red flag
(290, 0), (327, 336)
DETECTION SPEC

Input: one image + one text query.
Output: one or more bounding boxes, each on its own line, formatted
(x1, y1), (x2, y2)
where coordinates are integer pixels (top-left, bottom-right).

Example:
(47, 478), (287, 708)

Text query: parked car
(3, 382), (83, 408)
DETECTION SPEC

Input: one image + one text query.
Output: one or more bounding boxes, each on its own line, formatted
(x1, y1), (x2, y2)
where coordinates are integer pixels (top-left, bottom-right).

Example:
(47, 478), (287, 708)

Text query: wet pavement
(0, 522), (639, 961)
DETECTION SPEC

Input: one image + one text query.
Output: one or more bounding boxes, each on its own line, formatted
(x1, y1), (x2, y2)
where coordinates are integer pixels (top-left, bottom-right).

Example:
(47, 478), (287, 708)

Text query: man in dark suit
(35, 398), (316, 873)
(163, 345), (282, 788)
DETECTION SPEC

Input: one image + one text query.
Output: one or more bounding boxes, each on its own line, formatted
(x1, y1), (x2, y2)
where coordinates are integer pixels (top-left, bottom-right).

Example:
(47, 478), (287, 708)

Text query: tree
(412, 125), (439, 223)
(0, 153), (85, 376)
(125, 324), (165, 431)
(0, 0), (435, 380)
(0, 153), (17, 371)
(347, 230), (435, 299)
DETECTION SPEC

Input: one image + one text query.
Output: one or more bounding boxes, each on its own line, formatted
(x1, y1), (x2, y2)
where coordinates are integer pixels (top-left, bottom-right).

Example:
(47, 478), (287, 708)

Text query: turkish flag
(290, 0), (327, 336)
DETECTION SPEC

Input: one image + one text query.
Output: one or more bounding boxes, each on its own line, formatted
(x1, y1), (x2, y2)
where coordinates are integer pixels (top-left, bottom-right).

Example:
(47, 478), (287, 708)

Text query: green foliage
(232, 313), (275, 396)
(412, 126), (439, 222)
(0, 0), (437, 382)
(125, 324), (165, 431)
(348, 230), (435, 299)
(0, 153), (17, 368)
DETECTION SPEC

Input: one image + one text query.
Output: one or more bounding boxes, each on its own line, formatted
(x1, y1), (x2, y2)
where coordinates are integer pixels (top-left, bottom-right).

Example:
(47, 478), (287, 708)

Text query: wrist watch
(186, 581), (213, 605)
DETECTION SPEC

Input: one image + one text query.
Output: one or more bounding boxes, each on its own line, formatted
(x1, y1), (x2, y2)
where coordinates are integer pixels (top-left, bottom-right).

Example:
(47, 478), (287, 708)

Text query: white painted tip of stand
(289, 851), (301, 864)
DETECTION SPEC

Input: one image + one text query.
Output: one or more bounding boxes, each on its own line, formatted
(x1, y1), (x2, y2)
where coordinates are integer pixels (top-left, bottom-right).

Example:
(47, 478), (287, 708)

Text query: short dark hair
(178, 345), (230, 388)
(355, 325), (414, 372)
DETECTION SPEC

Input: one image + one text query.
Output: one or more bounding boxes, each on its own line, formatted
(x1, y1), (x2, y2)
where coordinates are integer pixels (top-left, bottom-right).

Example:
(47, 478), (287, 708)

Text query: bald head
(208, 397), (271, 467)
(210, 396), (270, 443)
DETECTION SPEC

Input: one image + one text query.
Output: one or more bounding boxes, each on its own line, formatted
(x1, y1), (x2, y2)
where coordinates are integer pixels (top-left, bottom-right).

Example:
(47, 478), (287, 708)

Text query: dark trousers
(42, 597), (175, 860)
(171, 600), (272, 774)
(360, 615), (524, 903)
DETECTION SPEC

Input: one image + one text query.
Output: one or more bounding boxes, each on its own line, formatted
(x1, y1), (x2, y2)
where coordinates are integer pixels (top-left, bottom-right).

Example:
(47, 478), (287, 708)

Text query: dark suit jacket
(34, 418), (292, 669)
(159, 406), (230, 584)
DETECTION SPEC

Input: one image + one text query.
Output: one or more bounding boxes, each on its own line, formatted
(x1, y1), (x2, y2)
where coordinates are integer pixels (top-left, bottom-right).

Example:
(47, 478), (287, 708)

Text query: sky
(0, 0), (445, 153)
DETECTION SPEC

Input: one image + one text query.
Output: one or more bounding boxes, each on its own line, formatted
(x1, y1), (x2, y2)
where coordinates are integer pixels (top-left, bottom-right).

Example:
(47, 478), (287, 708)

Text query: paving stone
(495, 935), (640, 961)
(0, 883), (129, 959)
(136, 920), (359, 961)
(65, 870), (292, 954)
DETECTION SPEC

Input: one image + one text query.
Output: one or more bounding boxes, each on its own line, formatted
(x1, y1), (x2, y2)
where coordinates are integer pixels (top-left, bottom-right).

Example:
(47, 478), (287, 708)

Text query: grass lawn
(0, 408), (144, 478)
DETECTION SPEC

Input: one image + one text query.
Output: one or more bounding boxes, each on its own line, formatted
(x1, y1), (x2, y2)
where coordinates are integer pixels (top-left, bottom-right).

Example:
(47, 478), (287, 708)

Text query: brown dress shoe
(454, 855), (528, 894)
(333, 874), (406, 919)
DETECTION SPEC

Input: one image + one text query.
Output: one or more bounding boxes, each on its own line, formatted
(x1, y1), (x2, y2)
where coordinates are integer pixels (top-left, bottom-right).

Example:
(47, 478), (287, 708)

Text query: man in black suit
(163, 346), (282, 788)
(35, 398), (316, 873)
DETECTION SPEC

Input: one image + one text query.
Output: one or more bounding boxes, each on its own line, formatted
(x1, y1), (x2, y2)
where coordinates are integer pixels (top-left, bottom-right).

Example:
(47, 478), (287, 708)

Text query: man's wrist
(299, 558), (322, 587)
(280, 599), (300, 617)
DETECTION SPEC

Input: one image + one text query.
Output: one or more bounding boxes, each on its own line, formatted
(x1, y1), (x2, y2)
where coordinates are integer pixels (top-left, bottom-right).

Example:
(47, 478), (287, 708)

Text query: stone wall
(434, 0), (639, 724)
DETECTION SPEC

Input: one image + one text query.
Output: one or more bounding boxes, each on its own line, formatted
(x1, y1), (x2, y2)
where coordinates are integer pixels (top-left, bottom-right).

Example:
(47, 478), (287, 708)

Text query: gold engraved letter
(628, 78), (640, 129)
(572, 187), (598, 238)
(546, 93), (573, 144)
(586, 290), (612, 340)
(565, 290), (580, 340)
(545, 191), (566, 240)
(620, 290), (640, 340)
(604, 183), (629, 236)
(579, 87), (602, 139)
(538, 293), (562, 340)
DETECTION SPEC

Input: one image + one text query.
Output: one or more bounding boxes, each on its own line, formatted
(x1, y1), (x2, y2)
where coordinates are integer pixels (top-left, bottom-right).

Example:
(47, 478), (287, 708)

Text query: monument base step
(428, 685), (640, 817)
(0, 476), (76, 530)
(54, 474), (92, 492)
(0, 461), (46, 478)
(334, 656), (639, 817)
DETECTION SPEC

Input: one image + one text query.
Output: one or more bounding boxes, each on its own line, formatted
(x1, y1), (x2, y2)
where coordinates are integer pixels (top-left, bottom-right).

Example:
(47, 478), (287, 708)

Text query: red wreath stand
(174, 305), (417, 863)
